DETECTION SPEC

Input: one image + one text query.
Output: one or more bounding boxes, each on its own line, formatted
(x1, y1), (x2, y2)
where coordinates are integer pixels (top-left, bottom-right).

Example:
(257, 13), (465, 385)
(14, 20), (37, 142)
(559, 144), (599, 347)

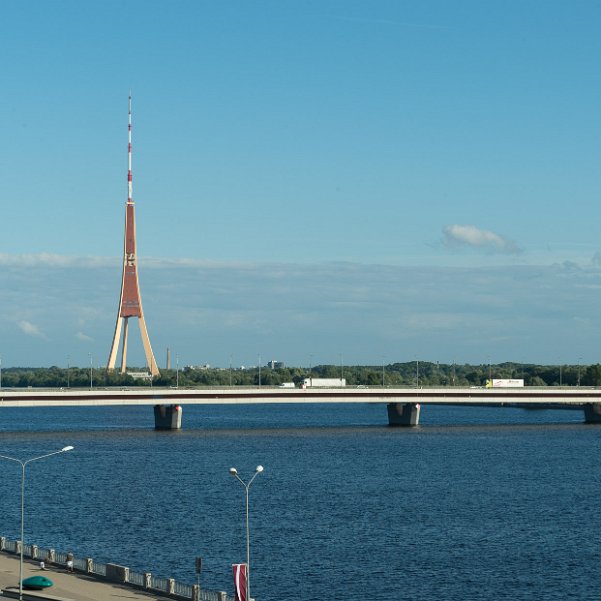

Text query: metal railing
(0, 536), (234, 601)
(174, 581), (193, 597)
(198, 588), (226, 601)
(127, 570), (145, 587)
(2, 539), (17, 553)
(150, 575), (172, 592)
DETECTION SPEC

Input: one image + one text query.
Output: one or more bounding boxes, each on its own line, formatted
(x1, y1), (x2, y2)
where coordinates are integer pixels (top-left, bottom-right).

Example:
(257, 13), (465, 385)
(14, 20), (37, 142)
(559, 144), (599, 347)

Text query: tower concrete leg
(120, 317), (129, 373)
(154, 405), (183, 430)
(387, 403), (420, 427)
(583, 403), (601, 424)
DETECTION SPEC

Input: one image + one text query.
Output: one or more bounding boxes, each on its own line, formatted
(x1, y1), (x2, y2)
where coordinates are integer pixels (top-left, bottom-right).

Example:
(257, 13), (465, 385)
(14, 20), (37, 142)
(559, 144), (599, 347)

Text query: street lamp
(559, 361), (563, 387)
(89, 353), (93, 389)
(229, 465), (264, 601)
(0, 446), (74, 601)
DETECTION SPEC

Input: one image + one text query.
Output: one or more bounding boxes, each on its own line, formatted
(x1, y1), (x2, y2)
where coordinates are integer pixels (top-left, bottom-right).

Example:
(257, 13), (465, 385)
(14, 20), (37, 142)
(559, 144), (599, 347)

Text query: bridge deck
(0, 386), (597, 408)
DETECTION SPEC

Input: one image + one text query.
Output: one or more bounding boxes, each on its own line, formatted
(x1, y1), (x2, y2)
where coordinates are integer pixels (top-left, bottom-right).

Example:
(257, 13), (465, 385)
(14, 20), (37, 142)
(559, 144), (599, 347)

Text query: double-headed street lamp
(0, 446), (75, 601)
(229, 465), (264, 601)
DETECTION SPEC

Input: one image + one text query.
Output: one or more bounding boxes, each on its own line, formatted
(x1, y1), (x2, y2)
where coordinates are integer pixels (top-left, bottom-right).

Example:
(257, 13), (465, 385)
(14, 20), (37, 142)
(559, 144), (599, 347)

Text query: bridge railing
(0, 536), (234, 601)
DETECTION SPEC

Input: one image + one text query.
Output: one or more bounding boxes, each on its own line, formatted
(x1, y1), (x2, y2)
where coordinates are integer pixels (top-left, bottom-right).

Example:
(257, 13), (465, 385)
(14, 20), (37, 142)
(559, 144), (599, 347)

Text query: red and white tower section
(107, 95), (160, 376)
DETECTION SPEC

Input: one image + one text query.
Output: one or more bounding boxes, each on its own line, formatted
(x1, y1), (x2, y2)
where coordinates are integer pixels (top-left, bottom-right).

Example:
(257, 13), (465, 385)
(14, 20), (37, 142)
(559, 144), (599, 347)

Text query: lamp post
(0, 446), (74, 601)
(229, 465), (264, 601)
(559, 361), (563, 386)
(258, 355), (261, 388)
(89, 353), (93, 389)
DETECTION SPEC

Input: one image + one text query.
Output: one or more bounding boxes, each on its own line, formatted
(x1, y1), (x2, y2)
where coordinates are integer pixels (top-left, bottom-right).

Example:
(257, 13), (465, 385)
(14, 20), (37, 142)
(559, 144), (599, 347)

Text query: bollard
(192, 584), (200, 601)
(168, 578), (175, 595)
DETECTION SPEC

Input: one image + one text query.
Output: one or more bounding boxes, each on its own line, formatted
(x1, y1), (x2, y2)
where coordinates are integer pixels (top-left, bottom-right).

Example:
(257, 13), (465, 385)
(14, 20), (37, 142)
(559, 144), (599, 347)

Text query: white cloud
(2, 255), (601, 366)
(0, 252), (257, 271)
(442, 225), (520, 254)
(0, 253), (116, 268)
(18, 320), (45, 338)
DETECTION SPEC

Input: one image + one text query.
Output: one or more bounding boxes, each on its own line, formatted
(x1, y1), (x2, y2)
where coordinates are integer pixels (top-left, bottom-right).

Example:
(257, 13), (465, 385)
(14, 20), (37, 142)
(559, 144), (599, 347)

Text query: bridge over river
(2, 386), (601, 429)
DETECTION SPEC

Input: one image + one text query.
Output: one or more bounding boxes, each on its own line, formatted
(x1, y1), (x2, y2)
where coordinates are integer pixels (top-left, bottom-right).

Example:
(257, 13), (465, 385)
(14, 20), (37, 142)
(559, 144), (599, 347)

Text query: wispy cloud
(18, 320), (45, 338)
(0, 252), (255, 270)
(0, 253), (116, 268)
(442, 225), (521, 254)
(1, 254), (600, 366)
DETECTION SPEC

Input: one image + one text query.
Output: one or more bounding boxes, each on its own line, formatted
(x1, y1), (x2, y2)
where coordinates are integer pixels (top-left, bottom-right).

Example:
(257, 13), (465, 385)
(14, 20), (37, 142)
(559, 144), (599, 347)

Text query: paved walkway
(0, 552), (165, 601)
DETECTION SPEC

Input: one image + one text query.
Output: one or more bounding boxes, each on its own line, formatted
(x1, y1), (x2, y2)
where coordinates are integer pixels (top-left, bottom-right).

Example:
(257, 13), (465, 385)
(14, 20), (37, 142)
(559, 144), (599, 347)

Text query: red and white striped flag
(232, 563), (247, 601)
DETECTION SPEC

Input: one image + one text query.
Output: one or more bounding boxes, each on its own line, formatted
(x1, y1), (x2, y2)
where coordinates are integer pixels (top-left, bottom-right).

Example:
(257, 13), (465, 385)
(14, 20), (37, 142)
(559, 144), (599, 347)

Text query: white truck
(278, 382), (295, 388)
(302, 378), (346, 388)
(486, 378), (524, 388)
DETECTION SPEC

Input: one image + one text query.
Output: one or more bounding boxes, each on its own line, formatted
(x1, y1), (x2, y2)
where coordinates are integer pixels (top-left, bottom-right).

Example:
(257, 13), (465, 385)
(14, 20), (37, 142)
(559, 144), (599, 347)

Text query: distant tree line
(1, 362), (601, 388)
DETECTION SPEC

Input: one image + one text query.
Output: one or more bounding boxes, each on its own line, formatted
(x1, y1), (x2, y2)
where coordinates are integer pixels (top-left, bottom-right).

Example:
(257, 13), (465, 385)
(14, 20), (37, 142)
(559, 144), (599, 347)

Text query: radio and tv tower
(107, 95), (160, 376)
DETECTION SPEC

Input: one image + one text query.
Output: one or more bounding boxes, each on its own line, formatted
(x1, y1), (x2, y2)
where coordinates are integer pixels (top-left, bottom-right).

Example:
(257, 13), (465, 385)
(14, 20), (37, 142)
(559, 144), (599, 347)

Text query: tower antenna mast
(128, 93), (133, 204)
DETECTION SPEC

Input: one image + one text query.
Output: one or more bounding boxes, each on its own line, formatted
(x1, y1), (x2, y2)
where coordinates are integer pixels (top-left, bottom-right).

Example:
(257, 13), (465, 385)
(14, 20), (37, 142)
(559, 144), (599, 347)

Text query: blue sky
(0, 1), (600, 369)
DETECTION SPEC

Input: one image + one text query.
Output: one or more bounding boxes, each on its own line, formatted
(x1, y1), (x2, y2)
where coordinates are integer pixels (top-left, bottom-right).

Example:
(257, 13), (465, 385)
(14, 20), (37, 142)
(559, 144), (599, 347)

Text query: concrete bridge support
(583, 403), (601, 424)
(153, 404), (182, 430)
(387, 402), (420, 427)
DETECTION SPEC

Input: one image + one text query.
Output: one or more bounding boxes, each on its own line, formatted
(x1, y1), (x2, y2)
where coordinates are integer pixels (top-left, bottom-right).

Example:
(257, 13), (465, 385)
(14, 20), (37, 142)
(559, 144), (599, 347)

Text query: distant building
(184, 364), (211, 371)
(267, 360), (284, 369)
(127, 371), (152, 380)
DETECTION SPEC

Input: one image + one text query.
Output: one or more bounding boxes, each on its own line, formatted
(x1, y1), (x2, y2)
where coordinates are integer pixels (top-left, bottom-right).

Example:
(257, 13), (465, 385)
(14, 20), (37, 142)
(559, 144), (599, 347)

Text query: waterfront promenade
(0, 553), (162, 601)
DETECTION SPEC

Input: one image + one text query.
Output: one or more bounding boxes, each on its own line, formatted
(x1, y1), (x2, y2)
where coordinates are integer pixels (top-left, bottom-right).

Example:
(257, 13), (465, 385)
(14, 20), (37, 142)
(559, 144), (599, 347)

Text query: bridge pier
(153, 405), (182, 430)
(583, 403), (601, 424)
(387, 403), (420, 427)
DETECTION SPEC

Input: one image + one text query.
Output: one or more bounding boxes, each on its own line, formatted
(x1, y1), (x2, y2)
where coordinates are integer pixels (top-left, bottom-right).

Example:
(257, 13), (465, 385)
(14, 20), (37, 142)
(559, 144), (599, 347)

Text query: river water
(0, 402), (599, 600)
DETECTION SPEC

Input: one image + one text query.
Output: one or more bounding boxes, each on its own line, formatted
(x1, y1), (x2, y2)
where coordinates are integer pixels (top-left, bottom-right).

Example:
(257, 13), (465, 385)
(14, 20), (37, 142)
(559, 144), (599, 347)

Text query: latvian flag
(232, 563), (248, 601)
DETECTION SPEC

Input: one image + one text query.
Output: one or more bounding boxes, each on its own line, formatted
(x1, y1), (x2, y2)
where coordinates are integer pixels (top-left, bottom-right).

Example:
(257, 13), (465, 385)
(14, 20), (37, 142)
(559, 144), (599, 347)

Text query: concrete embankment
(0, 553), (160, 601)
